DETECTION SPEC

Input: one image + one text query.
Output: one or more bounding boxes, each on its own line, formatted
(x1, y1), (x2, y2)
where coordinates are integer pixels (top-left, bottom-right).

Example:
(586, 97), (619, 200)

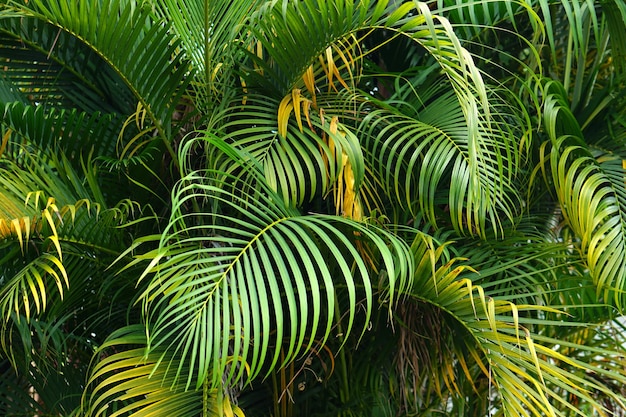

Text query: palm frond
(0, 150), (137, 326)
(540, 81), (626, 308)
(0, 313), (96, 416)
(409, 232), (626, 416)
(128, 138), (412, 391)
(214, 93), (367, 207)
(446, 214), (576, 302)
(1, 102), (122, 161)
(0, 71), (29, 105)
(153, 0), (262, 114)
(237, 0), (523, 236)
(0, 19), (134, 114)
(359, 82), (525, 235)
(0, 193), (132, 324)
(0, 361), (42, 416)
(603, 0), (626, 78)
(82, 325), (246, 417)
(2, 0), (191, 161)
(244, 0), (371, 95)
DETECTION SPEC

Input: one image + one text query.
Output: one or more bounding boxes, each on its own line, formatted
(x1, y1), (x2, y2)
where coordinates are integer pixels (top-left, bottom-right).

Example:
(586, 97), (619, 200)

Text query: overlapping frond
(153, 0), (262, 113)
(215, 0), (523, 237)
(1, 0), (191, 160)
(0, 151), (136, 324)
(130, 138), (412, 390)
(451, 217), (574, 304)
(429, 0), (536, 39)
(359, 84), (524, 235)
(540, 82), (626, 308)
(215, 93), (367, 206)
(245, 0), (368, 95)
(0, 0), (625, 416)
(1, 102), (122, 160)
(0, 361), (42, 415)
(0, 19), (134, 113)
(409, 233), (626, 416)
(83, 325), (244, 417)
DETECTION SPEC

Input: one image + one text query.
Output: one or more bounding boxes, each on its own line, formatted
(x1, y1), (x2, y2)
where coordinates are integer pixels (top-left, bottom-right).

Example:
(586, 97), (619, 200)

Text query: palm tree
(1, 0), (625, 416)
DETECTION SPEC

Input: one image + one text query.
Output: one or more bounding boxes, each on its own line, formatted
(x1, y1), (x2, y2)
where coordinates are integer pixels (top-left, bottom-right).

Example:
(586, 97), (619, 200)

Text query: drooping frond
(1, 102), (122, 161)
(540, 81), (626, 308)
(409, 232), (626, 416)
(0, 18), (135, 114)
(83, 325), (245, 417)
(455, 236), (568, 304)
(130, 137), (412, 390)
(0, 152), (136, 324)
(1, 0), (191, 161)
(232, 0), (521, 236)
(358, 83), (525, 235)
(213, 93), (367, 207)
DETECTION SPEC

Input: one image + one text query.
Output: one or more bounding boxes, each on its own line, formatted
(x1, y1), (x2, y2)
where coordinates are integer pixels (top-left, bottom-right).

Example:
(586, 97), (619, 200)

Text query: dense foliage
(1, 0), (626, 415)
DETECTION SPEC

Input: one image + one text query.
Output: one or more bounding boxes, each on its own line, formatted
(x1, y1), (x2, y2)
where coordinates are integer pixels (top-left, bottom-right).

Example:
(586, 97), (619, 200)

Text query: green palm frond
(214, 93), (367, 206)
(0, 193), (131, 324)
(436, 0), (600, 69)
(1, 0), (191, 161)
(0, 150), (137, 322)
(0, 361), (42, 416)
(409, 233), (626, 416)
(82, 325), (245, 417)
(244, 0), (375, 99)
(532, 1), (620, 130)
(154, 0), (262, 113)
(0, 71), (29, 105)
(128, 137), (412, 390)
(237, 0), (522, 236)
(430, 0), (531, 36)
(540, 81), (626, 307)
(454, 235), (569, 304)
(0, 312), (96, 415)
(534, 0), (602, 78)
(359, 83), (525, 235)
(1, 102), (122, 161)
(0, 18), (134, 114)
(604, 0), (626, 78)
(0, 251), (67, 322)
(0, 150), (143, 416)
(2, 0), (626, 416)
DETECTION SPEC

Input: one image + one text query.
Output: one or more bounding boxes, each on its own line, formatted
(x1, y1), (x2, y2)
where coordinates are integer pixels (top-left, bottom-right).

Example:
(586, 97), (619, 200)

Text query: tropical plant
(0, 0), (625, 416)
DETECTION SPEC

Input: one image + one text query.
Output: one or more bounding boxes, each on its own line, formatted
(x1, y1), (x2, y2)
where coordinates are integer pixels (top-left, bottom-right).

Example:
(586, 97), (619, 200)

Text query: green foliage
(0, 0), (625, 416)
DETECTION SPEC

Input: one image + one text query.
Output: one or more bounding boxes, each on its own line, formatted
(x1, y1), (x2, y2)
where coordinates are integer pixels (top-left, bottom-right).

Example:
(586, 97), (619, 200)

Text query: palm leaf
(1, 102), (122, 161)
(0, 312), (97, 415)
(0, 151), (137, 325)
(215, 93), (364, 206)
(540, 81), (626, 307)
(82, 325), (246, 417)
(603, 0), (626, 79)
(408, 232), (626, 416)
(0, 150), (144, 416)
(1, 0), (191, 162)
(430, 0), (529, 37)
(127, 137), (412, 391)
(451, 217), (576, 306)
(235, 0), (521, 236)
(0, 71), (28, 105)
(0, 19), (134, 114)
(153, 0), (262, 114)
(360, 83), (525, 235)
(0, 361), (42, 416)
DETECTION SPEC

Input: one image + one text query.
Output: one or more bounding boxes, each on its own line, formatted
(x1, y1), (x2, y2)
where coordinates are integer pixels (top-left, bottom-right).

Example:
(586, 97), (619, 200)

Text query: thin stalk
(333, 292), (350, 404)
